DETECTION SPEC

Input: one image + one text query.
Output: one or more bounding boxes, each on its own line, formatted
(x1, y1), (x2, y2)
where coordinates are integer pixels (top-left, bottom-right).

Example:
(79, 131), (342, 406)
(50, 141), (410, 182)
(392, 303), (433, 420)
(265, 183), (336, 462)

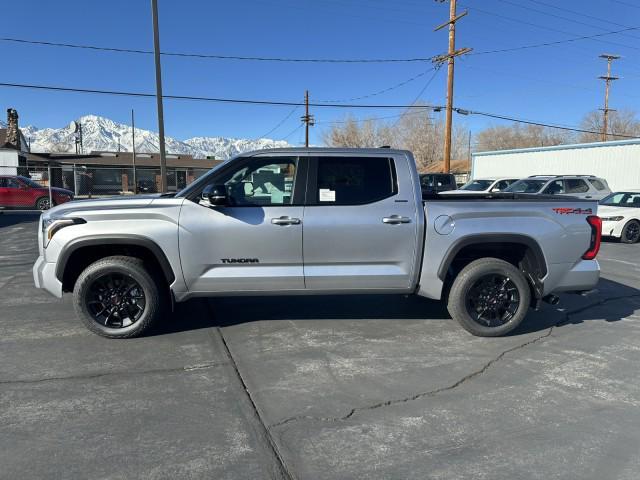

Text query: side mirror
(202, 184), (228, 206)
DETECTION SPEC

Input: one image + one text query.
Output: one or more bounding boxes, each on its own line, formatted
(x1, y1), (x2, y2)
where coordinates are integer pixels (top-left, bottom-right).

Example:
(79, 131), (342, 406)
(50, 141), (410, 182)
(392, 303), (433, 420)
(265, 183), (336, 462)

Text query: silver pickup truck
(33, 148), (601, 339)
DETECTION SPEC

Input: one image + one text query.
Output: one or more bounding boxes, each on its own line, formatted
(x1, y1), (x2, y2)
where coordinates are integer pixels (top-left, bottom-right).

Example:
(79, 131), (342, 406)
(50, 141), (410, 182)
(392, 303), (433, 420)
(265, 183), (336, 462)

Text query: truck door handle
(585, 195), (592, 199)
(382, 215), (411, 224)
(271, 216), (301, 226)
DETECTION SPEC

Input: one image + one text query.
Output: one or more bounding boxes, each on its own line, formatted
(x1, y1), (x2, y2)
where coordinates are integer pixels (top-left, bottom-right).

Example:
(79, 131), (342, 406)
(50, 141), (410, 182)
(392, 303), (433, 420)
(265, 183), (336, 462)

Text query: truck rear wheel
(73, 256), (162, 339)
(447, 258), (531, 337)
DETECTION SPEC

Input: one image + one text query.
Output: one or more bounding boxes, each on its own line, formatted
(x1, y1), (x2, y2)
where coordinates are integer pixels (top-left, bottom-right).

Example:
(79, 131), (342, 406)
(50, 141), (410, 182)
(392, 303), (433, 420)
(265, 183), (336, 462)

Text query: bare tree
(475, 124), (571, 152)
(322, 103), (468, 172)
(579, 109), (640, 142)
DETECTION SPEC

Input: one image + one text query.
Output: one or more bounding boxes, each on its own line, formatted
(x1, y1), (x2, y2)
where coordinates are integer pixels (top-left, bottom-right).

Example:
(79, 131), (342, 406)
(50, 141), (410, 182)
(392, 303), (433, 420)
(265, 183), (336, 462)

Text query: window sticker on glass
(319, 188), (336, 202)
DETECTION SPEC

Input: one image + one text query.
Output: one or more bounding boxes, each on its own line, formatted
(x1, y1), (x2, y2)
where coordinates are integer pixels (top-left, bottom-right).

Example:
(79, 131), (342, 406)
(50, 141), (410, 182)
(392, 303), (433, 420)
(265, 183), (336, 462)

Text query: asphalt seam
(269, 292), (640, 429)
(0, 361), (227, 385)
(211, 322), (295, 480)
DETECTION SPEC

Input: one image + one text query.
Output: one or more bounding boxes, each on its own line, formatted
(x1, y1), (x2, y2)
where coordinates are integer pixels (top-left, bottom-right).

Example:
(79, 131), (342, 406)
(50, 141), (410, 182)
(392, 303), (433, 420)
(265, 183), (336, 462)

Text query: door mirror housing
(202, 184), (228, 206)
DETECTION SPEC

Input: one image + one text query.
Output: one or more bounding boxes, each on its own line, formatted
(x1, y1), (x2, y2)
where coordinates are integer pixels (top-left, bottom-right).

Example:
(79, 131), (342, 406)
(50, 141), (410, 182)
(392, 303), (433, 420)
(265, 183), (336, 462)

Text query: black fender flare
(437, 233), (547, 282)
(55, 234), (175, 285)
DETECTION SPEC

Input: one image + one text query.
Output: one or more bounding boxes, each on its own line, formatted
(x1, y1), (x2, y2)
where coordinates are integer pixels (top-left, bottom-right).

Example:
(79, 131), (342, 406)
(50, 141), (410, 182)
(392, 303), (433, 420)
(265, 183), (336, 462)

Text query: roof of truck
(241, 147), (412, 157)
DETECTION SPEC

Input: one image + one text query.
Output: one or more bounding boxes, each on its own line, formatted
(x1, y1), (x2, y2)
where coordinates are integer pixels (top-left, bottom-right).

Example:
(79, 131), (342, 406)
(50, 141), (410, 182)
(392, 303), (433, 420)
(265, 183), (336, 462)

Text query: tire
(35, 197), (53, 210)
(447, 258), (531, 337)
(73, 255), (163, 339)
(620, 220), (640, 244)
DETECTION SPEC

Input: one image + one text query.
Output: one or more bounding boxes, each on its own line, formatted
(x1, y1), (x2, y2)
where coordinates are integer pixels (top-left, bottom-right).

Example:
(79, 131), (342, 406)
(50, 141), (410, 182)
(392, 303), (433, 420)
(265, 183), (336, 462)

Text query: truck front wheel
(73, 256), (162, 338)
(447, 258), (531, 337)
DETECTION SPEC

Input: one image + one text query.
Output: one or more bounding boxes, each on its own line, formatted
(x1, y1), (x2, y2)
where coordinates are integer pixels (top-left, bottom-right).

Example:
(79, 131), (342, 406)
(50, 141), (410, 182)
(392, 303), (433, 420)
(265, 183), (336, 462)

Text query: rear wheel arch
(56, 236), (175, 293)
(438, 234), (546, 304)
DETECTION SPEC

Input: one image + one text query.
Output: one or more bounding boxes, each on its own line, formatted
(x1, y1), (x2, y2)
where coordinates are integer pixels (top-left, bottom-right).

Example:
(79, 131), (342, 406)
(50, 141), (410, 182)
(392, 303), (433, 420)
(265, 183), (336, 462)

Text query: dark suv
(419, 173), (457, 195)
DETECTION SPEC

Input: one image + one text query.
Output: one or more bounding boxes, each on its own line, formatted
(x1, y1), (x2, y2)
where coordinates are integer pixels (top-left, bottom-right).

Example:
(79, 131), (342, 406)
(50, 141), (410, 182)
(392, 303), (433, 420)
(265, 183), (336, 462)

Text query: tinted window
(504, 179), (547, 193)
(316, 157), (396, 205)
(565, 179), (589, 193)
(2, 178), (21, 188)
(589, 179), (606, 191)
(460, 179), (493, 191)
(543, 180), (565, 195)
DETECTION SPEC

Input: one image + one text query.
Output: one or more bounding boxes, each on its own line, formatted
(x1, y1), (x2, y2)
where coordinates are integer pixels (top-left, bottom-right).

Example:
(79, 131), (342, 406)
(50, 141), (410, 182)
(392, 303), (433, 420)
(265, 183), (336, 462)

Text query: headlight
(600, 216), (624, 222)
(42, 217), (85, 247)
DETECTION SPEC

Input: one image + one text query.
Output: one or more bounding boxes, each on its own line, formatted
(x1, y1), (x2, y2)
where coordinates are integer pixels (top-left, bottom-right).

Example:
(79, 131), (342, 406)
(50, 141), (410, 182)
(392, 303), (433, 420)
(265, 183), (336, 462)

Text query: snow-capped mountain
(21, 115), (291, 159)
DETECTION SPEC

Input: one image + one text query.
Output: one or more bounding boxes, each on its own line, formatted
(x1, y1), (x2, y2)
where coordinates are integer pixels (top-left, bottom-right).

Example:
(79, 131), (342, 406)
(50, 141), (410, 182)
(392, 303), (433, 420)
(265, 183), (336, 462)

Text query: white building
(471, 138), (640, 191)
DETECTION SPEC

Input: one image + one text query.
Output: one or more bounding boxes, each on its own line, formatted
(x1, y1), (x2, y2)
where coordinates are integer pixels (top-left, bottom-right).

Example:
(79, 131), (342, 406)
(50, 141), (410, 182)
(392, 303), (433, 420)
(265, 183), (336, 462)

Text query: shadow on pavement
(513, 278), (640, 335)
(154, 277), (639, 337)
(152, 294), (450, 336)
(0, 211), (41, 228)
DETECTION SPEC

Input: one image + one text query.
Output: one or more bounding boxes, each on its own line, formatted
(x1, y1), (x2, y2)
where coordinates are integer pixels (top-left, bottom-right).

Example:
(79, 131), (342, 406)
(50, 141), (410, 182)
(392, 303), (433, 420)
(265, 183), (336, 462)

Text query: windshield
(599, 192), (640, 207)
(460, 179), (493, 191)
(19, 177), (44, 188)
(504, 179), (547, 193)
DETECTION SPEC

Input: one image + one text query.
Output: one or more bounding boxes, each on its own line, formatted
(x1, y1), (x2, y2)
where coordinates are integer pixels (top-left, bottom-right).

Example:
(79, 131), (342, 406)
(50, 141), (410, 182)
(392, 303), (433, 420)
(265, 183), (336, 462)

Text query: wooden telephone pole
(599, 54), (620, 142)
(434, 0), (471, 173)
(301, 90), (315, 147)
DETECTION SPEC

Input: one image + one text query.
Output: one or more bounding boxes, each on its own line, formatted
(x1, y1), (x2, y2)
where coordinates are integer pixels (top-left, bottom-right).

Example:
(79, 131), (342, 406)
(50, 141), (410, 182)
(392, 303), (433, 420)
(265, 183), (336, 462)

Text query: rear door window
(589, 179), (606, 191)
(543, 180), (565, 195)
(315, 157), (397, 205)
(565, 179), (589, 194)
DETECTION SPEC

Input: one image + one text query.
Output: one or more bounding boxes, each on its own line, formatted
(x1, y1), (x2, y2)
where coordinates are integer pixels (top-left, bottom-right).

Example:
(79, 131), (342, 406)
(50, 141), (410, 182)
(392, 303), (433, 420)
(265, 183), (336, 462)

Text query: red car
(0, 175), (74, 210)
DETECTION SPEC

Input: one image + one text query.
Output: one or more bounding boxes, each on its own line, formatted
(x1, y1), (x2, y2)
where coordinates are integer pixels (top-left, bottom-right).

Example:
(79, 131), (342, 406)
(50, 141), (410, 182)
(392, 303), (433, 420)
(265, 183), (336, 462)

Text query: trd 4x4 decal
(552, 207), (593, 215)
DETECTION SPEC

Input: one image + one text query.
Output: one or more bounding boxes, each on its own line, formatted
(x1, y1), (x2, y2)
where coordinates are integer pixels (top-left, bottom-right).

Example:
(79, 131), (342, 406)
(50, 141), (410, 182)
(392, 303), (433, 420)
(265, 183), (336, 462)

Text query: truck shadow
(512, 278), (640, 336)
(154, 294), (450, 335)
(154, 278), (639, 337)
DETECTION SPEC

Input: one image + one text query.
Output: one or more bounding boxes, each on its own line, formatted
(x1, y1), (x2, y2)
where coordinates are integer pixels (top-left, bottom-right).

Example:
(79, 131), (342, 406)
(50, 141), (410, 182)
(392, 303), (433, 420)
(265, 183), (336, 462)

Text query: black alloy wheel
(464, 274), (521, 327)
(622, 220), (640, 244)
(85, 273), (146, 328)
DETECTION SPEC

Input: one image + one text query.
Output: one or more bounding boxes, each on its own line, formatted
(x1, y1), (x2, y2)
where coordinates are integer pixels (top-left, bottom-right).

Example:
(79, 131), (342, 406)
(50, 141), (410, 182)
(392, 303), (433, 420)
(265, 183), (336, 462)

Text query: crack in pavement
(0, 361), (227, 385)
(269, 293), (640, 429)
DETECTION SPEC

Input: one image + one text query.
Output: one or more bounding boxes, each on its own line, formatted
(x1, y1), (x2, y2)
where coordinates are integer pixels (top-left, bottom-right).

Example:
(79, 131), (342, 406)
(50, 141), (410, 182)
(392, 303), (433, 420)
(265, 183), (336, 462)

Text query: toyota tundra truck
(33, 148), (601, 338)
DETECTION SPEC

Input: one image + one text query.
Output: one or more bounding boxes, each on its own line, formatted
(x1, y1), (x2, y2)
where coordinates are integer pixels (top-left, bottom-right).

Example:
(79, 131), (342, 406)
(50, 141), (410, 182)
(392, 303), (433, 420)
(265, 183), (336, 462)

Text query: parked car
(599, 190), (640, 243)
(0, 175), (74, 210)
(441, 177), (519, 194)
(137, 179), (157, 193)
(419, 173), (457, 195)
(504, 175), (611, 200)
(34, 148), (601, 339)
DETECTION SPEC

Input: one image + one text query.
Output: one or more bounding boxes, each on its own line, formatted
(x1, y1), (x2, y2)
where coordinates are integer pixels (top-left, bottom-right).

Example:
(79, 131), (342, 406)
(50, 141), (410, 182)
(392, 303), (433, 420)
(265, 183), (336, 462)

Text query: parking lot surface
(2, 212), (640, 480)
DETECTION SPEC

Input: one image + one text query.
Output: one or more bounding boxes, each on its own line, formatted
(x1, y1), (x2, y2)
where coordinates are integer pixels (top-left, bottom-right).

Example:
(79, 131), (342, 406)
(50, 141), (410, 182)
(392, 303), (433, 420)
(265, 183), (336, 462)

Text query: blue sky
(1, 0), (639, 146)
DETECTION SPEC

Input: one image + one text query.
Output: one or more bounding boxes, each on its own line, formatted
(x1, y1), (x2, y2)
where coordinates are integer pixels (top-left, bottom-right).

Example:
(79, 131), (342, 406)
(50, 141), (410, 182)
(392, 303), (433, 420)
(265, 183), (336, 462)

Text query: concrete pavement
(1, 212), (639, 479)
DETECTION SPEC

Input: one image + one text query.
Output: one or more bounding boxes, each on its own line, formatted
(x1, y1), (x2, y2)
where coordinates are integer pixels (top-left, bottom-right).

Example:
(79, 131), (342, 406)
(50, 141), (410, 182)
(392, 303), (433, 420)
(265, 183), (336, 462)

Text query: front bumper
(601, 220), (623, 238)
(32, 255), (63, 298)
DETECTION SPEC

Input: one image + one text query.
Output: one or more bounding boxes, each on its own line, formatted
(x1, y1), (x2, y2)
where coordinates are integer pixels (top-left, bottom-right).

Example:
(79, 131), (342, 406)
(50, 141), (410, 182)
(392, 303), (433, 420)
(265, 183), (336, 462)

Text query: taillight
(582, 215), (602, 260)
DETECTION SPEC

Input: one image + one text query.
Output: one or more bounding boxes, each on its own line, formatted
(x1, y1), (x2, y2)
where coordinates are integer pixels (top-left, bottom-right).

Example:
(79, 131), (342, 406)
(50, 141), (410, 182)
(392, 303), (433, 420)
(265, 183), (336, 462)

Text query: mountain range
(15, 115), (292, 160)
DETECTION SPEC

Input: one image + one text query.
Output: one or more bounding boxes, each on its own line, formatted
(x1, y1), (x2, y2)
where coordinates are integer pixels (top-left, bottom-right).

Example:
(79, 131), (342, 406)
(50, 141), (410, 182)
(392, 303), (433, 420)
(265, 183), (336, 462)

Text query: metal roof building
(471, 138), (640, 191)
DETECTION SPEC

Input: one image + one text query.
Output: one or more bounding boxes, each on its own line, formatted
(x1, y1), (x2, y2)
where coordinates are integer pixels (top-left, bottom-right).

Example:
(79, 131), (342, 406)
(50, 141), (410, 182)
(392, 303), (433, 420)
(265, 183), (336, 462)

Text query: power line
(462, 4), (640, 54)
(470, 27), (640, 55)
(0, 81), (441, 108)
(317, 67), (437, 103)
(495, 0), (640, 45)
(1, 80), (637, 139)
(465, 109), (638, 139)
(256, 106), (298, 139)
(0, 37), (433, 63)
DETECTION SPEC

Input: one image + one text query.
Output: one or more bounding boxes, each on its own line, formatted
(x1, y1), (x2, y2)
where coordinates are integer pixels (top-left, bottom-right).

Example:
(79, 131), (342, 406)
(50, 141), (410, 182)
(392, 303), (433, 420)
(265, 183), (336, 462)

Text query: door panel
(178, 155), (305, 293)
(179, 202), (304, 292)
(303, 156), (419, 291)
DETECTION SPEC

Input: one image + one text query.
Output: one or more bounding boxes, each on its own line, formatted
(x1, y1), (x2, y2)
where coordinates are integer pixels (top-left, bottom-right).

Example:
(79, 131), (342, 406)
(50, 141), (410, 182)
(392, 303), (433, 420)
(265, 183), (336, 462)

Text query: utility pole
(434, 0), (471, 173)
(599, 54), (620, 142)
(131, 109), (137, 194)
(151, 0), (167, 192)
(301, 90), (315, 147)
